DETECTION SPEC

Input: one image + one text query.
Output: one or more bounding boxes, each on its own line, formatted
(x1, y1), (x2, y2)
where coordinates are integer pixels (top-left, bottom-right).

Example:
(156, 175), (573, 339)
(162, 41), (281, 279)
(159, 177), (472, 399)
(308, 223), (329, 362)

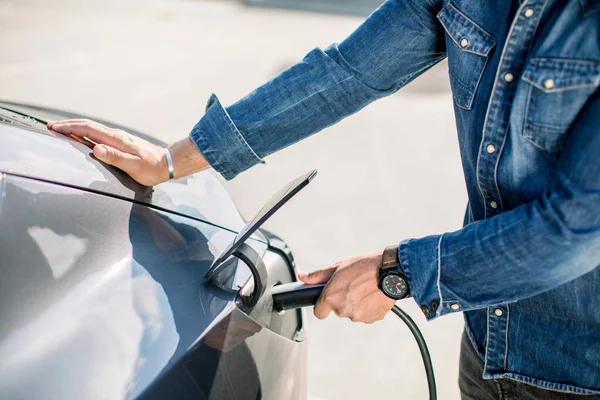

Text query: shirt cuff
(399, 234), (446, 320)
(189, 94), (265, 181)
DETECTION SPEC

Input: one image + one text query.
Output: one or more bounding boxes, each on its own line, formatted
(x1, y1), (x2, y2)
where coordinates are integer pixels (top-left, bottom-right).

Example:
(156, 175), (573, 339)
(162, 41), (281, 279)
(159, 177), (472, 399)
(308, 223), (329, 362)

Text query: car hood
(0, 101), (251, 236)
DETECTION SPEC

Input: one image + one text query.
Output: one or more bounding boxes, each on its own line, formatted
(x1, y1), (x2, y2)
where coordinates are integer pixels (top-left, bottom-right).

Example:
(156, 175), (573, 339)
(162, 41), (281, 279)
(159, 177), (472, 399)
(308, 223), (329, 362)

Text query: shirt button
(421, 305), (431, 317)
(490, 200), (499, 209)
(451, 303), (461, 311)
(503, 72), (514, 83)
(494, 308), (503, 317)
(544, 79), (555, 90)
(460, 38), (469, 48)
(524, 8), (534, 17)
(486, 144), (496, 154)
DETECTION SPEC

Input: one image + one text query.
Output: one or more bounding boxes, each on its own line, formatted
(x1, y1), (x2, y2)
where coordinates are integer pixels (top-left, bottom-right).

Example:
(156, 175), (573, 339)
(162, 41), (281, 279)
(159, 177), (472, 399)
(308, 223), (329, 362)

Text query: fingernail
(94, 145), (107, 159)
(298, 272), (307, 279)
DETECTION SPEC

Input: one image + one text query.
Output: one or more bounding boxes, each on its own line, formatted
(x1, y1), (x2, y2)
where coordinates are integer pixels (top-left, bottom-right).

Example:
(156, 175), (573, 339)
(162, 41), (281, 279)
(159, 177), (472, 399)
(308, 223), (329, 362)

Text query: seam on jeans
(495, 380), (506, 400)
(214, 99), (264, 164)
(474, 0), (531, 221)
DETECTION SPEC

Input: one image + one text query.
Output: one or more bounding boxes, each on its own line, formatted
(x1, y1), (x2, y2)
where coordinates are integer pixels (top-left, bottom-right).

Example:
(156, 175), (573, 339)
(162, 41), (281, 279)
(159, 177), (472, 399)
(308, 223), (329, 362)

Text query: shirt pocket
(437, 2), (496, 110)
(522, 58), (600, 153)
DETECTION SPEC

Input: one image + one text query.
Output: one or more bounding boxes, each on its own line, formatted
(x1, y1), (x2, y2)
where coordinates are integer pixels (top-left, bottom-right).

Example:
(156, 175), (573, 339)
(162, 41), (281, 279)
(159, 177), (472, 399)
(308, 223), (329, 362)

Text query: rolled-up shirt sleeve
(189, 0), (446, 180)
(401, 89), (600, 320)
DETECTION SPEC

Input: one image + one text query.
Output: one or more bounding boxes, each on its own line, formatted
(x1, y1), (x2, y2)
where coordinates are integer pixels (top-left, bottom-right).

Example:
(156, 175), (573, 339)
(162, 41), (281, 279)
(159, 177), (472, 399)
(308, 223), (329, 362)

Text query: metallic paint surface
(0, 173), (305, 399)
(0, 102), (257, 238)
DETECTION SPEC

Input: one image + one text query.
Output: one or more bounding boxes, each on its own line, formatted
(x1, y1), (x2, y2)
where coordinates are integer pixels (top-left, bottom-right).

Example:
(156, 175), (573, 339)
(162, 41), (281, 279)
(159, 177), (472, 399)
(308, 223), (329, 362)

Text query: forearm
(404, 89), (600, 320)
(190, 0), (446, 180)
(168, 137), (210, 180)
(402, 187), (600, 321)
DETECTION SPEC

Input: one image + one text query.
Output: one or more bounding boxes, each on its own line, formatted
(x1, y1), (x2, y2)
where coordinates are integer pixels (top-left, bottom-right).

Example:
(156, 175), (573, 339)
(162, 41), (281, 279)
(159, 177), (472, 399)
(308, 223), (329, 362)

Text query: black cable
(272, 283), (437, 399)
(391, 305), (437, 400)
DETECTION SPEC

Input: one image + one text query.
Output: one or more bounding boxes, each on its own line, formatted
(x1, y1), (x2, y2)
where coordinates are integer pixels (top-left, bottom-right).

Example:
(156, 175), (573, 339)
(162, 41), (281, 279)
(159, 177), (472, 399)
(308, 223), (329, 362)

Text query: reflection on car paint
(0, 124), (108, 186)
(0, 117), (249, 235)
(0, 101), (306, 399)
(0, 175), (270, 400)
(27, 226), (88, 279)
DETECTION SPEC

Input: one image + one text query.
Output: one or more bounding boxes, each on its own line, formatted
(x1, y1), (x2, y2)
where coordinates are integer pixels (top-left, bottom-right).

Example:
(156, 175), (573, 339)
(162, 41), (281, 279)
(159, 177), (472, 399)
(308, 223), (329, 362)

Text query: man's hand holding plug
(298, 252), (397, 324)
(48, 119), (401, 325)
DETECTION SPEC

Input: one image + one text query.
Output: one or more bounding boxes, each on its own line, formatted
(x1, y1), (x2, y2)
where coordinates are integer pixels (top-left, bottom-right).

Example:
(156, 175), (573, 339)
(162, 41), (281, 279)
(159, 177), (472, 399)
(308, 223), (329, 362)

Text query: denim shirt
(189, 0), (600, 394)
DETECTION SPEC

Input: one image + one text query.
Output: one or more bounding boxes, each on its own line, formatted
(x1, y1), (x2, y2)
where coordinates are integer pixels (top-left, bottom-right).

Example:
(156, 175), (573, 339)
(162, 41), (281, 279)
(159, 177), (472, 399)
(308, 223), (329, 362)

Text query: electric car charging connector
(272, 282), (437, 400)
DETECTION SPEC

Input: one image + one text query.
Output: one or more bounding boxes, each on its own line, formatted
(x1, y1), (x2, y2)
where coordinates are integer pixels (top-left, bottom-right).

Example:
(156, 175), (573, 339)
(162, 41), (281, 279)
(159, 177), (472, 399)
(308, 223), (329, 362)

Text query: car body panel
(0, 102), (306, 399)
(0, 174), (306, 400)
(0, 102), (257, 238)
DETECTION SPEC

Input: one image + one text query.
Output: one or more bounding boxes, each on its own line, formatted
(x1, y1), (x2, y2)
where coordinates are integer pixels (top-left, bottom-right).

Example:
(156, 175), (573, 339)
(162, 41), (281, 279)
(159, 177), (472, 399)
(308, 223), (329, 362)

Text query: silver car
(0, 102), (308, 400)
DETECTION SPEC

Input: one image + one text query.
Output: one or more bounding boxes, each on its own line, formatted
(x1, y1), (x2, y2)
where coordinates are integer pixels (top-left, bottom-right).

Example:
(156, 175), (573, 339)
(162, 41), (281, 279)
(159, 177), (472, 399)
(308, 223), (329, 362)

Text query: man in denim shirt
(49, 0), (600, 397)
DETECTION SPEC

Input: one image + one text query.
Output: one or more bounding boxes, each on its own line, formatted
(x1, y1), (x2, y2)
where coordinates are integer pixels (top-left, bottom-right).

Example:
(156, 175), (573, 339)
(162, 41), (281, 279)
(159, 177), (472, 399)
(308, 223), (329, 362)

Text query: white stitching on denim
(504, 305), (510, 370)
(522, 77), (600, 93)
(483, 307), (491, 372)
(475, 0), (532, 220)
(500, 372), (600, 395)
(492, 0), (550, 212)
(441, 2), (496, 56)
(436, 234), (444, 317)
(437, 17), (492, 58)
(214, 98), (264, 164)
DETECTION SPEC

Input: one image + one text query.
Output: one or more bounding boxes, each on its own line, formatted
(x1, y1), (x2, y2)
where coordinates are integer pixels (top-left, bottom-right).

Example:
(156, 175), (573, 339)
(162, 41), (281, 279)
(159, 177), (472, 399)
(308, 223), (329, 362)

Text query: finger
(48, 119), (90, 128)
(298, 266), (337, 284)
(313, 290), (333, 320)
(51, 121), (131, 152)
(93, 144), (139, 173)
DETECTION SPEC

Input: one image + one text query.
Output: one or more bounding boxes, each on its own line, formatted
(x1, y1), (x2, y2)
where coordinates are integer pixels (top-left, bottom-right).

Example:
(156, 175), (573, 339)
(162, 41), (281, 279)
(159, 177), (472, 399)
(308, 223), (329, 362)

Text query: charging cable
(272, 282), (437, 400)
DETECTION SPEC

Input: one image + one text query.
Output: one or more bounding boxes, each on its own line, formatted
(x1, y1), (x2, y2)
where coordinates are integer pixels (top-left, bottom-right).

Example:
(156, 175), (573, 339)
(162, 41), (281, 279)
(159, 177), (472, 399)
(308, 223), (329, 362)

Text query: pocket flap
(522, 58), (600, 92)
(437, 2), (496, 57)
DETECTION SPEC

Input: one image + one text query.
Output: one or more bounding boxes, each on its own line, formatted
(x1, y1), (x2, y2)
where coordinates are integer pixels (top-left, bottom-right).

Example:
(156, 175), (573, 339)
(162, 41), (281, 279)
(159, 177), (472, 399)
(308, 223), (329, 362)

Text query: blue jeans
(459, 329), (600, 399)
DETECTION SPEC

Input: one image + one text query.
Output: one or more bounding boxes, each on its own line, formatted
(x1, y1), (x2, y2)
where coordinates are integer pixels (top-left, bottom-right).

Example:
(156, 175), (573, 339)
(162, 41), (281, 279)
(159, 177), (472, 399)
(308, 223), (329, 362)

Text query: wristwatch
(378, 245), (410, 300)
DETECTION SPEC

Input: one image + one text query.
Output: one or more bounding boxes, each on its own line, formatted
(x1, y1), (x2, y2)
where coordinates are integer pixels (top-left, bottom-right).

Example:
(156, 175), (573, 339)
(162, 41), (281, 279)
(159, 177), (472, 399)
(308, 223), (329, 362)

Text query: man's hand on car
(48, 119), (209, 186)
(298, 252), (396, 324)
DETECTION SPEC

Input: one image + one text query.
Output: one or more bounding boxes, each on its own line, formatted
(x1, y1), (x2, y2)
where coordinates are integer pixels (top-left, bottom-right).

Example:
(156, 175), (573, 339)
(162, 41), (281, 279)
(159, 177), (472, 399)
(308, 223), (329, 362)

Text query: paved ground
(1, 0), (466, 398)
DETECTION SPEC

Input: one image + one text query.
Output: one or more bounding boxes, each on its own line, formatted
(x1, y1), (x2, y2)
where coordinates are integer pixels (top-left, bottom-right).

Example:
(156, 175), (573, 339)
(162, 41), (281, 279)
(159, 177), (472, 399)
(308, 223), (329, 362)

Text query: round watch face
(382, 274), (408, 299)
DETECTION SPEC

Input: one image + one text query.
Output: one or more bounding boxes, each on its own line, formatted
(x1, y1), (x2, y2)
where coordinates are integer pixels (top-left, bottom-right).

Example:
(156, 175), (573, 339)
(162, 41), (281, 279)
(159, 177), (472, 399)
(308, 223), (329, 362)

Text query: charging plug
(271, 282), (326, 312)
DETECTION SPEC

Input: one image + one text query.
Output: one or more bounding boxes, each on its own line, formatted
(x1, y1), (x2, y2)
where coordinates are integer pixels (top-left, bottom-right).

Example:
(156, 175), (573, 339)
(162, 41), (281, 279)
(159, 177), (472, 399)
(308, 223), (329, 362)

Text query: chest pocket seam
(521, 57), (600, 153)
(438, 2), (496, 110)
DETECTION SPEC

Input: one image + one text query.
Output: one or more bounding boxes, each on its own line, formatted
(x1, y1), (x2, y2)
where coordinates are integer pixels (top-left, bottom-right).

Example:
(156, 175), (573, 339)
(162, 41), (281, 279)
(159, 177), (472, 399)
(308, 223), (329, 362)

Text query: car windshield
(0, 107), (50, 135)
